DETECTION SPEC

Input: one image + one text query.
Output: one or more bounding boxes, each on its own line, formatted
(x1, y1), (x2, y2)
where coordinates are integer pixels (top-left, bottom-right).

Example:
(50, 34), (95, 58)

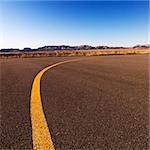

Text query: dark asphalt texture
(0, 55), (149, 149)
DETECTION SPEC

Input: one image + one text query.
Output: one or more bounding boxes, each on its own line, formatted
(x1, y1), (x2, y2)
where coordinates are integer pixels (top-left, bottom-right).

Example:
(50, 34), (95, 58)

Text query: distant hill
(0, 48), (19, 52)
(133, 44), (150, 49)
(0, 44), (149, 52)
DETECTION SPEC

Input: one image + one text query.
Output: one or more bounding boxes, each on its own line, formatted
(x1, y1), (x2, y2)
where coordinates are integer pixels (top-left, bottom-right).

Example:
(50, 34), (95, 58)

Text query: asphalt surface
(0, 55), (149, 149)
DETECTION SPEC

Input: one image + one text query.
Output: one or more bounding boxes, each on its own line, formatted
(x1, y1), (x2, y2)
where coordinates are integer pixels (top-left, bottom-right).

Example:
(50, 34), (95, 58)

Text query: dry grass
(0, 48), (149, 58)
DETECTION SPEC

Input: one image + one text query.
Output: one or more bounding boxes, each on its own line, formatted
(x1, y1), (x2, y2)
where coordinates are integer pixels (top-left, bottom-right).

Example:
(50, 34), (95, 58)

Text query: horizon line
(1, 43), (149, 50)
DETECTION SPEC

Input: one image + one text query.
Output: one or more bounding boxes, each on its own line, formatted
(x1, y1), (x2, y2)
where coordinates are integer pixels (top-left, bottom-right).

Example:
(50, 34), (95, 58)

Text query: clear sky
(0, 1), (149, 49)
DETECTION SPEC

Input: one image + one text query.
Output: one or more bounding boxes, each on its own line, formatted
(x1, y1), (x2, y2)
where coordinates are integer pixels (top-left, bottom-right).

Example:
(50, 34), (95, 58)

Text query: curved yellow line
(30, 59), (82, 150)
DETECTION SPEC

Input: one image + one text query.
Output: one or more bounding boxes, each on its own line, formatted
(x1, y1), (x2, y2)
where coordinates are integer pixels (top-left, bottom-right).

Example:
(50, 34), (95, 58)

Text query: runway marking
(30, 59), (82, 150)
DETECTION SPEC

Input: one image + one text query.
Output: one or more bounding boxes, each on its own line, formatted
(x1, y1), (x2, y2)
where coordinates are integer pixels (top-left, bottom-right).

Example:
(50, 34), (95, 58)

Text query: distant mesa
(37, 45), (78, 51)
(23, 47), (32, 51)
(0, 48), (19, 52)
(0, 44), (149, 52)
(133, 44), (150, 49)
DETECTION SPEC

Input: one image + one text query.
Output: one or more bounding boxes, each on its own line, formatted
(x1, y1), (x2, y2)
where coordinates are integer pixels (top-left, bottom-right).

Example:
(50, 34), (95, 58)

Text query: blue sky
(0, 1), (149, 49)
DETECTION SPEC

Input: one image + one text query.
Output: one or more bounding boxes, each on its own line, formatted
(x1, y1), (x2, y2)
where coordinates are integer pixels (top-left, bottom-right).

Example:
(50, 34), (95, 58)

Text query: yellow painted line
(30, 59), (82, 150)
